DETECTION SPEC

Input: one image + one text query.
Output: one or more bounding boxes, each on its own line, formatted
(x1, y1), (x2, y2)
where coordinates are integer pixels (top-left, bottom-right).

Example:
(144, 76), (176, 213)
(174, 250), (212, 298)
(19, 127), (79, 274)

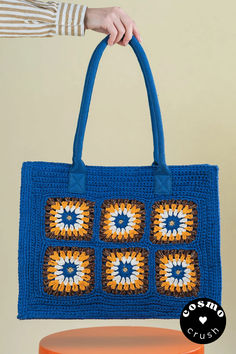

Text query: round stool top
(39, 326), (204, 354)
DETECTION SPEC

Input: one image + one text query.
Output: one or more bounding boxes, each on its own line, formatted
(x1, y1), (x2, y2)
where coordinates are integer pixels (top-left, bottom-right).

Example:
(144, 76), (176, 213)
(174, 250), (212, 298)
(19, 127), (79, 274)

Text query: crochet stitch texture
(17, 36), (221, 319)
(17, 162), (221, 319)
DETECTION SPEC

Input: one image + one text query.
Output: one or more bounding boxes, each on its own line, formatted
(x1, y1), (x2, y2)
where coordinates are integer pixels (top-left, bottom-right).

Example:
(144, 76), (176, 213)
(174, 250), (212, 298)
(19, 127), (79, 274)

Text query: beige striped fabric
(0, 0), (87, 37)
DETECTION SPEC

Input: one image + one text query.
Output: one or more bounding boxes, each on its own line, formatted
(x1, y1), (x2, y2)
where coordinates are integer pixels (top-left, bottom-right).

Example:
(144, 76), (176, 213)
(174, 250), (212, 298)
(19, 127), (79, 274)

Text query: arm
(0, 1), (141, 44)
(84, 7), (141, 46)
(0, 0), (87, 37)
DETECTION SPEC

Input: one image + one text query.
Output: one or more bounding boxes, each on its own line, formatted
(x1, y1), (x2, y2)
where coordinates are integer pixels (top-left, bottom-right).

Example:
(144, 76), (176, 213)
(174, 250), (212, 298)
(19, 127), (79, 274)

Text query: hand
(84, 7), (141, 46)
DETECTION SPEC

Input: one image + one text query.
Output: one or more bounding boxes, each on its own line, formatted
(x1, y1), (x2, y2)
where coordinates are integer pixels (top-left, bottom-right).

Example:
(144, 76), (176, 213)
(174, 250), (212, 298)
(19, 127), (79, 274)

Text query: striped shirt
(0, 0), (87, 37)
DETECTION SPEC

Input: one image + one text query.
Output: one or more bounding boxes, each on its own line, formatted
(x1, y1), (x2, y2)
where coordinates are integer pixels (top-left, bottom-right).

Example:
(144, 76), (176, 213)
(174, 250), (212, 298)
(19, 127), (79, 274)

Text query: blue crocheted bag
(18, 36), (221, 319)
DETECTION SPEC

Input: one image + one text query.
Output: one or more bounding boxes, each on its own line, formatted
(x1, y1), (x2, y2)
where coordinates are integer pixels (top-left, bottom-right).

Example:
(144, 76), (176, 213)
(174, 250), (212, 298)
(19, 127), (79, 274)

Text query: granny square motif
(45, 198), (95, 241)
(43, 247), (94, 296)
(17, 162), (221, 319)
(100, 199), (145, 242)
(156, 249), (200, 297)
(102, 248), (149, 294)
(17, 36), (221, 319)
(150, 200), (198, 244)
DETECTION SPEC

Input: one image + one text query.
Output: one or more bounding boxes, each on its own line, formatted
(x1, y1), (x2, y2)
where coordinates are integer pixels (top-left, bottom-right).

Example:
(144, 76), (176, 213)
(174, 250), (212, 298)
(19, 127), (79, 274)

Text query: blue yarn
(62, 263), (77, 278)
(17, 36), (221, 319)
(69, 35), (171, 194)
(165, 216), (181, 231)
(17, 162), (221, 319)
(114, 214), (129, 228)
(171, 266), (185, 280)
(60, 210), (77, 226)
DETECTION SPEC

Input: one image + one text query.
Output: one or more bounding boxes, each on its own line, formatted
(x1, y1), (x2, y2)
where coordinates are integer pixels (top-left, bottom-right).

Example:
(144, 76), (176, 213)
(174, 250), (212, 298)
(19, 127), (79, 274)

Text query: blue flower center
(62, 263), (77, 277)
(172, 265), (185, 279)
(165, 215), (180, 231)
(61, 211), (77, 225)
(118, 262), (133, 278)
(114, 214), (129, 228)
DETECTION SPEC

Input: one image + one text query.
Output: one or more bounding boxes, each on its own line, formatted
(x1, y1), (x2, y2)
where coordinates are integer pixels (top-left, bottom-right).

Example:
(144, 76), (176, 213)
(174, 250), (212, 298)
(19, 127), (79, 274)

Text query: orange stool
(39, 326), (204, 354)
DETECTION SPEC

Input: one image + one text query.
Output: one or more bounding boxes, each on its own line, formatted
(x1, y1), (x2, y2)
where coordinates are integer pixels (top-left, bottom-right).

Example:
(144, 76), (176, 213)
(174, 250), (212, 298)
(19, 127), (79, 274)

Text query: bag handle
(68, 35), (172, 194)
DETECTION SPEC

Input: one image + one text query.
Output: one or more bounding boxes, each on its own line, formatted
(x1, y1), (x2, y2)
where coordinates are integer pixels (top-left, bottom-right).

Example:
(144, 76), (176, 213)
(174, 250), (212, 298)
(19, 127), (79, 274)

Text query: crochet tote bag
(18, 36), (221, 319)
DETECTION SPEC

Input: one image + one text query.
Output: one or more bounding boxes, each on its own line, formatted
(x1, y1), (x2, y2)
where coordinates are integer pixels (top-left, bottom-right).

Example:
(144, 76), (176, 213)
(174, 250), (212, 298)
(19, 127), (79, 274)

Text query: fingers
(107, 23), (117, 46)
(121, 19), (133, 46)
(133, 22), (141, 43)
(121, 18), (141, 46)
(113, 19), (126, 44)
(105, 7), (141, 46)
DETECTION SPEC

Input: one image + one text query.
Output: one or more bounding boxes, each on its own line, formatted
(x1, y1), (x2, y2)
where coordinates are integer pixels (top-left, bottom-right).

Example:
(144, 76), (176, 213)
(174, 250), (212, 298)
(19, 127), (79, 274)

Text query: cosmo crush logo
(180, 298), (226, 344)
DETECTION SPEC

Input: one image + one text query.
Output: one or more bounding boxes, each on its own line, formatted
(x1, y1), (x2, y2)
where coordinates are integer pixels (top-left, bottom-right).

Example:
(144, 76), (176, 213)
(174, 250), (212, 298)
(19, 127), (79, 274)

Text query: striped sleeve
(0, 0), (87, 37)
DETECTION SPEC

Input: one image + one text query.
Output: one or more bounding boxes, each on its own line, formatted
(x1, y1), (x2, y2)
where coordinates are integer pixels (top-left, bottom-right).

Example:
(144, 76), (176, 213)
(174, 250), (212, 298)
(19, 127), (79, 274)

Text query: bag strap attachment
(69, 35), (172, 195)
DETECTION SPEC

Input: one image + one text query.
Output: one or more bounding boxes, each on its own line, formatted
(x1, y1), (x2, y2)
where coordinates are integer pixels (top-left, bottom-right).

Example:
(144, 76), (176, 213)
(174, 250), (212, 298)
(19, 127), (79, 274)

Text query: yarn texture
(17, 162), (221, 319)
(17, 36), (221, 319)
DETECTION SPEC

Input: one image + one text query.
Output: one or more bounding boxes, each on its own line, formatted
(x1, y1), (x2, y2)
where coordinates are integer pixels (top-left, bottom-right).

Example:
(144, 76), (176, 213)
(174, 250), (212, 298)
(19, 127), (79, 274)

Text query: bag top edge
(21, 161), (219, 169)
